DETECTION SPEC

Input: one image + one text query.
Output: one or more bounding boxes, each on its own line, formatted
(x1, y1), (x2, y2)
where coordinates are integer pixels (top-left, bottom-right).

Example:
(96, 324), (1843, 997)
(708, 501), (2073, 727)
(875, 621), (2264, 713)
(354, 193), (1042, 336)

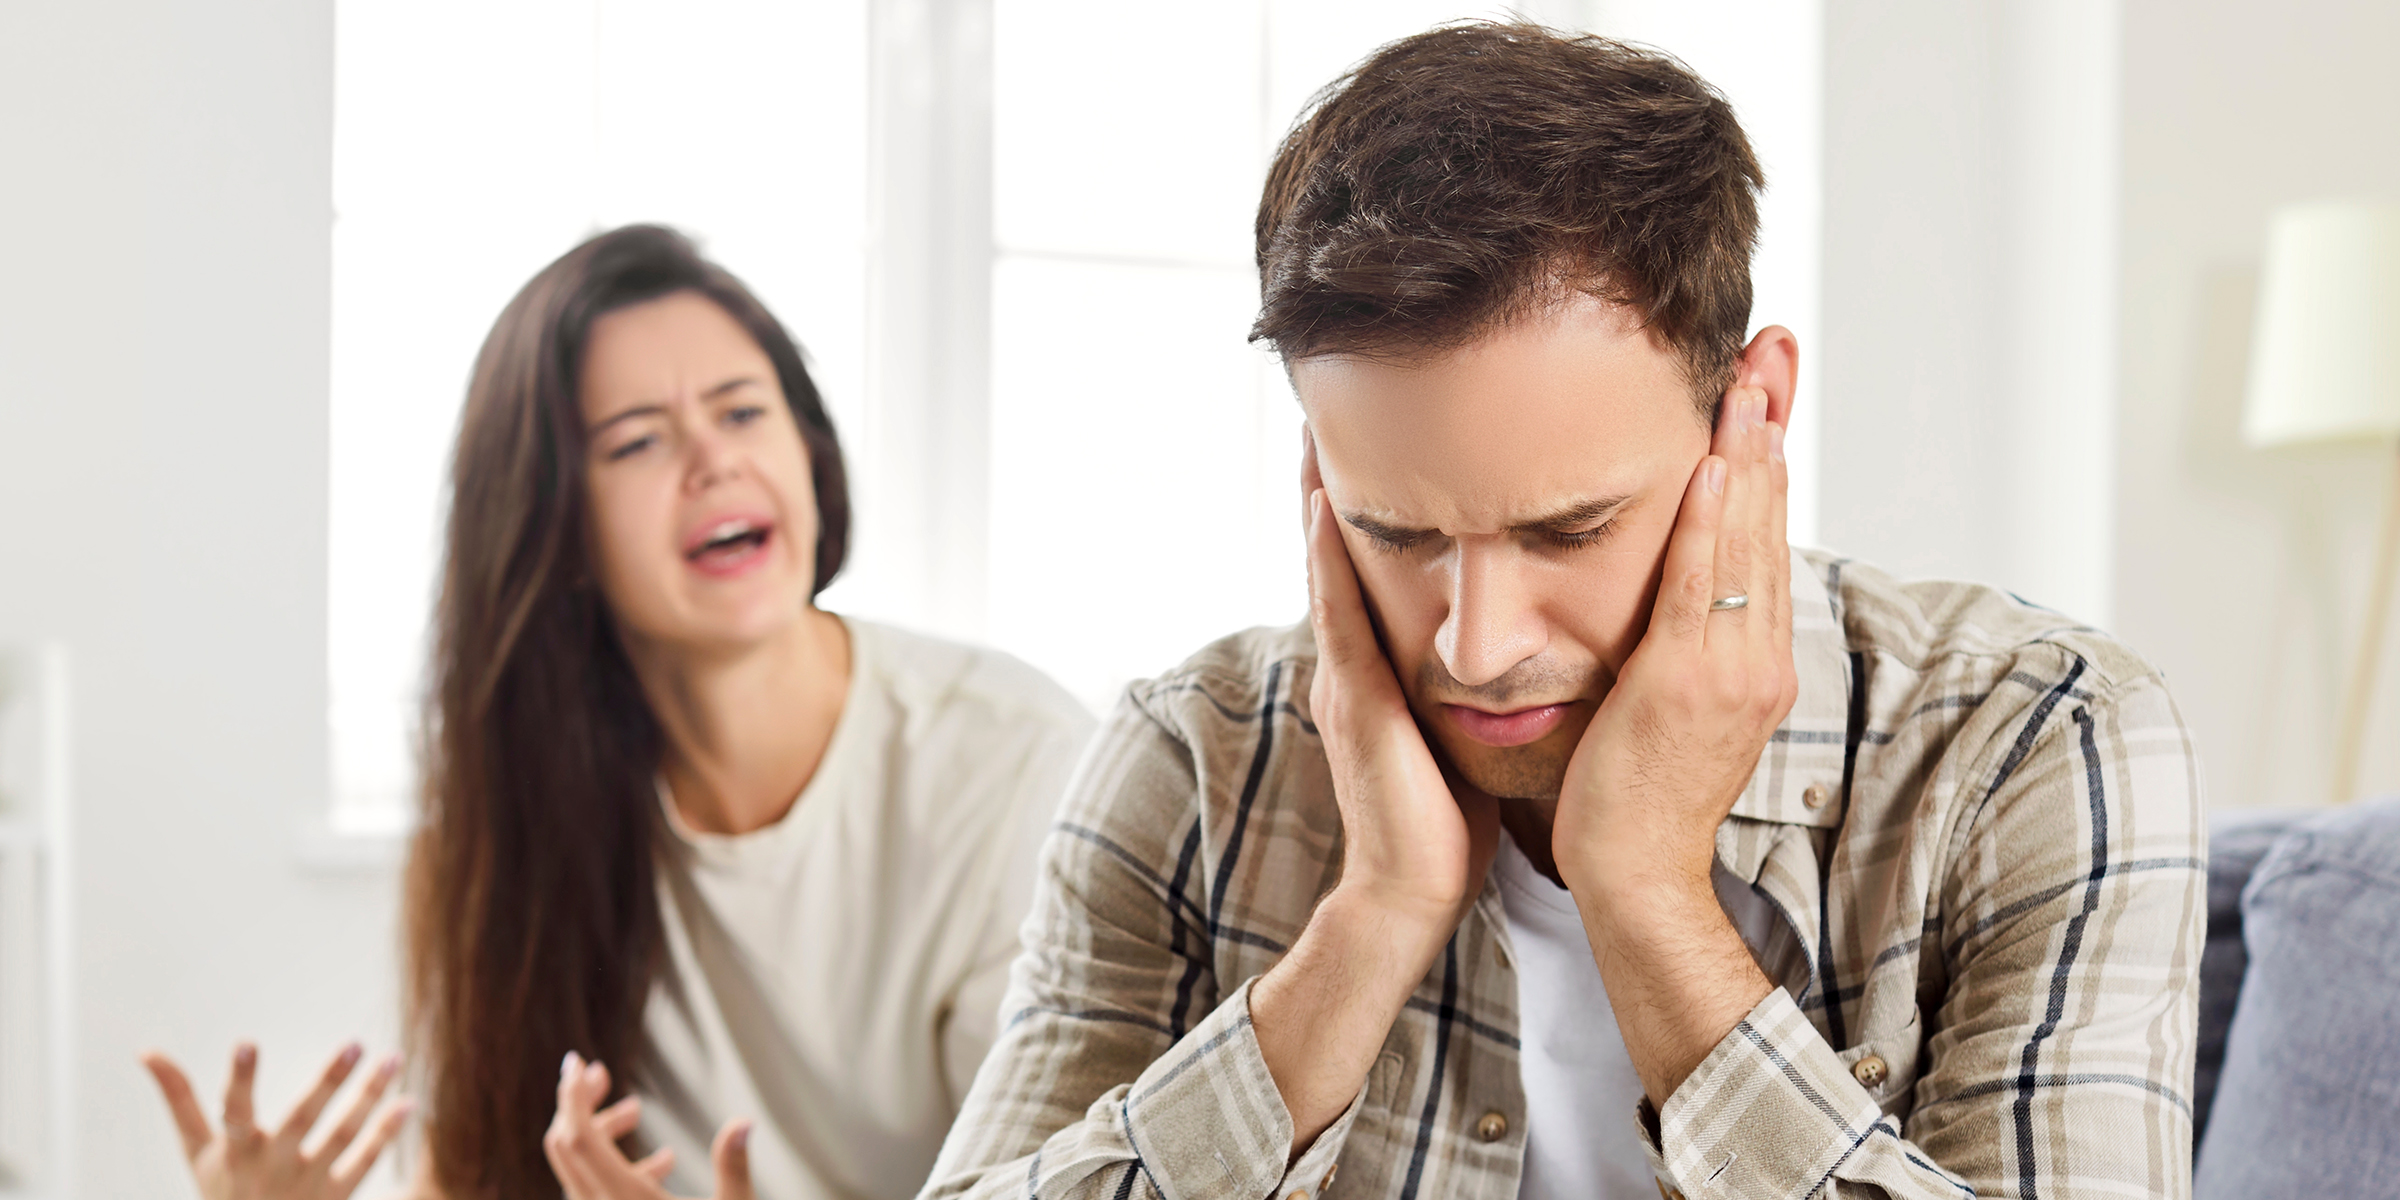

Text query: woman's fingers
(631, 1147), (675, 1185)
(139, 1052), (214, 1160)
(711, 1119), (755, 1200)
(556, 1052), (599, 1122)
(222, 1042), (260, 1142)
(310, 1052), (399, 1162)
(547, 1052), (604, 1198)
(547, 1055), (663, 1200)
(593, 1094), (644, 1142)
(327, 1094), (415, 1195)
(276, 1041), (363, 1149)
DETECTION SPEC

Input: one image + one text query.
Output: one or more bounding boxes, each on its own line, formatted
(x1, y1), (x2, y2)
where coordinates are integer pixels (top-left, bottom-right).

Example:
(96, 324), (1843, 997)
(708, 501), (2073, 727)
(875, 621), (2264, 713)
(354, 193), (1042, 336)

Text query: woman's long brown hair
(404, 225), (849, 1200)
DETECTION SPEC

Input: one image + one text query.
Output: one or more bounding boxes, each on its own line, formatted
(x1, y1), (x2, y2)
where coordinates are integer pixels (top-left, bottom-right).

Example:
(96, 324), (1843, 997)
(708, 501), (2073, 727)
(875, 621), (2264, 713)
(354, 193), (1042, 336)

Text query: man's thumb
(711, 1119), (754, 1200)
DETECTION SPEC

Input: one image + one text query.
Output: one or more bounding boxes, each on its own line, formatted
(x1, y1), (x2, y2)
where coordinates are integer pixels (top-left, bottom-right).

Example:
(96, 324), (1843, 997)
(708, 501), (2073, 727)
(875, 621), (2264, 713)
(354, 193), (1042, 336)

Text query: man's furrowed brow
(1337, 494), (1632, 543)
(1509, 494), (1633, 532)
(1340, 510), (1432, 545)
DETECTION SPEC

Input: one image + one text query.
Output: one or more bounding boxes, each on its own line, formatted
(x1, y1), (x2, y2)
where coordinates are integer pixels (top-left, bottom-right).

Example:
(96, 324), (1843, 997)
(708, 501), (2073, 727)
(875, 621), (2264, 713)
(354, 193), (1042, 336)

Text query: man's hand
(542, 1053), (752, 1200)
(1558, 385), (1795, 888)
(1301, 434), (1502, 937)
(141, 1042), (413, 1200)
(1248, 436), (1503, 1153)
(1552, 385), (1795, 1103)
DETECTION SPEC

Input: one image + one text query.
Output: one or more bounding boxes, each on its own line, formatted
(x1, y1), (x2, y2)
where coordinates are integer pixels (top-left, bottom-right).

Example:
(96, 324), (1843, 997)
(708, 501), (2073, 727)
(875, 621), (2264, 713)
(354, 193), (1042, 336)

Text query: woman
(141, 226), (1092, 1200)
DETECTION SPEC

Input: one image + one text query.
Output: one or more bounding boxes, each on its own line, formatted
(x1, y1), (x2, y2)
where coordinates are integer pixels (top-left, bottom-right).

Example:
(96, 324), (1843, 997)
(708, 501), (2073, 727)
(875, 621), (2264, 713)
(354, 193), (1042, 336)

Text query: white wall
(1818, 0), (2119, 628)
(0, 2), (401, 1197)
(1821, 0), (2400, 808)
(2114, 0), (2400, 808)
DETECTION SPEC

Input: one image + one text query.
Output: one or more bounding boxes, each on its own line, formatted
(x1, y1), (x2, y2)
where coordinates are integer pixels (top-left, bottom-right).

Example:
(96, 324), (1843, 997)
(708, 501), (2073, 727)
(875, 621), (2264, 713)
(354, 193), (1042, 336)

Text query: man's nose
(1434, 539), (1546, 689)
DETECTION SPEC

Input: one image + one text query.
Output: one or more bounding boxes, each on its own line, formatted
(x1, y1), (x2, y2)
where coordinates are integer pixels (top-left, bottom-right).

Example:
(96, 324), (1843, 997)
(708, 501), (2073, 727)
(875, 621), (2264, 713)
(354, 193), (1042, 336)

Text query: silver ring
(1709, 594), (1750, 612)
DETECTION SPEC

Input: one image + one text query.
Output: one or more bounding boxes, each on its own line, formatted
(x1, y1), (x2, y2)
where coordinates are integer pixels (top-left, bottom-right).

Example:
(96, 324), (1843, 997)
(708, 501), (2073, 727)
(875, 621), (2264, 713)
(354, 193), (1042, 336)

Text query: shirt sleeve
(919, 696), (1364, 1200)
(1640, 671), (2206, 1200)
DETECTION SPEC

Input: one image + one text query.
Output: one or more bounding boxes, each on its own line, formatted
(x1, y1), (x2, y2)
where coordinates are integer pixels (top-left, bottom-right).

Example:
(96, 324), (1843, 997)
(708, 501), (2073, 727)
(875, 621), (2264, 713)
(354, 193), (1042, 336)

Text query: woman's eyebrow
(588, 403), (666, 435)
(587, 377), (762, 433)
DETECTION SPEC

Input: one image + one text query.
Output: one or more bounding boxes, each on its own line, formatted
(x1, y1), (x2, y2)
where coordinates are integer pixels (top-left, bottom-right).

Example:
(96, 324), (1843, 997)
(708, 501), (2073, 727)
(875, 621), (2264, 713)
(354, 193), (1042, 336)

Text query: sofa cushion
(2194, 798), (2400, 1199)
(2192, 813), (2300, 1143)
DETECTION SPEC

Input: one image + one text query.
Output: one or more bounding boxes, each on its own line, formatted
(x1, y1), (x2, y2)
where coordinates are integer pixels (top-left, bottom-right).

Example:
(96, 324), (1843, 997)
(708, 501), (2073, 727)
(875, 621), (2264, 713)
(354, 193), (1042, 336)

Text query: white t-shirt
(1495, 830), (1801, 1200)
(637, 617), (1094, 1200)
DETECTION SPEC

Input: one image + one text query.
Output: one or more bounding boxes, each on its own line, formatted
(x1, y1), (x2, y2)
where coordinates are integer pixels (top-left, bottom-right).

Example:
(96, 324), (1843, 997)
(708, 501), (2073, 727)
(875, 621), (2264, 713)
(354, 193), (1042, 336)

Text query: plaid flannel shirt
(924, 549), (2206, 1200)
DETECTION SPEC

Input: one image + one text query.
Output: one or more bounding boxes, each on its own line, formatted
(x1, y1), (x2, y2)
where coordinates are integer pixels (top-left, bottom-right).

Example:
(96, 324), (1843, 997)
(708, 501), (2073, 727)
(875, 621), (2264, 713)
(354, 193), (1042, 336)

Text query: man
(927, 23), (2203, 1200)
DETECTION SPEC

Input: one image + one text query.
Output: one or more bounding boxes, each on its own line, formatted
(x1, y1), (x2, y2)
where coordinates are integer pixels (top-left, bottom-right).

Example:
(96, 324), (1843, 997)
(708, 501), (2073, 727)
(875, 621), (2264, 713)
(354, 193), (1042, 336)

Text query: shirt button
(1852, 1053), (1889, 1088)
(1803, 783), (1831, 810)
(1475, 1111), (1509, 1142)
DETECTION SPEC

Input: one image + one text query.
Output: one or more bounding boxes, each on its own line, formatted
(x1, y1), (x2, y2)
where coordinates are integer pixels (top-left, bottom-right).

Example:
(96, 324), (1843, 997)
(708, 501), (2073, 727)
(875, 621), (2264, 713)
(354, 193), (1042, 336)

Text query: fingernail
(339, 1042), (362, 1067)
(1705, 458), (1726, 494)
(1309, 489), (1323, 525)
(561, 1051), (579, 1080)
(236, 1044), (256, 1069)
(1768, 421), (1786, 463)
(731, 1122), (751, 1151)
(378, 1053), (401, 1078)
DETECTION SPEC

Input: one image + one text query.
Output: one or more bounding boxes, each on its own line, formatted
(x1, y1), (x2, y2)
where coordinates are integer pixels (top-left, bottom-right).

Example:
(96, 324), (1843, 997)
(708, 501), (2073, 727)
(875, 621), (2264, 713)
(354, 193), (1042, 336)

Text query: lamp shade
(2243, 201), (2400, 448)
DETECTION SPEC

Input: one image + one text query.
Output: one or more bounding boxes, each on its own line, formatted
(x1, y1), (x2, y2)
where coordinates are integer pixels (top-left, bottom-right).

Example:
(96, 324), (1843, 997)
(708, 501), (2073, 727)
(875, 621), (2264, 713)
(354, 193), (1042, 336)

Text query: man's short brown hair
(1252, 23), (1763, 414)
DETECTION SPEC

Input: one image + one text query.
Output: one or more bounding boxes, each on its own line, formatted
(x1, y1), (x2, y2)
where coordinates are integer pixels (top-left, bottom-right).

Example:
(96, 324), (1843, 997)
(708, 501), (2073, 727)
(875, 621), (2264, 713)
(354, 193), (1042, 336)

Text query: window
(328, 0), (1821, 831)
(988, 0), (1822, 708)
(328, 0), (871, 832)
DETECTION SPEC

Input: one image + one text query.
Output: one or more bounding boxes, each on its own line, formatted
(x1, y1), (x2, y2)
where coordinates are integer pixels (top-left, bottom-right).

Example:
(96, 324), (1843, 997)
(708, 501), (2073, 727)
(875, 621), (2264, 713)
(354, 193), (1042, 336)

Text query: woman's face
(578, 289), (821, 655)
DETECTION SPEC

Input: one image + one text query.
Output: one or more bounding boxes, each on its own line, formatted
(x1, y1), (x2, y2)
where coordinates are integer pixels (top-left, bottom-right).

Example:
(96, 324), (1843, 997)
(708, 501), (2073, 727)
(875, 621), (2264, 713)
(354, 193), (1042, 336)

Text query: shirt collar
(1724, 548), (1852, 831)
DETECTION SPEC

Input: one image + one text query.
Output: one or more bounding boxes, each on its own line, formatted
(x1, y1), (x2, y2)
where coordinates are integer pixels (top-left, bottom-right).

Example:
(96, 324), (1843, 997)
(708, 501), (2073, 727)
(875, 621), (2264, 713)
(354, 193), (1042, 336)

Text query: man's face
(1295, 292), (1713, 802)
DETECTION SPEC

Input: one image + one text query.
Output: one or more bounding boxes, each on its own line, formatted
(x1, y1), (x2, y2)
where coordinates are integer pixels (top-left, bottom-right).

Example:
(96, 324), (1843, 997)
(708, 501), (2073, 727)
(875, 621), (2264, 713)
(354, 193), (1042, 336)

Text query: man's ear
(1734, 325), (1800, 428)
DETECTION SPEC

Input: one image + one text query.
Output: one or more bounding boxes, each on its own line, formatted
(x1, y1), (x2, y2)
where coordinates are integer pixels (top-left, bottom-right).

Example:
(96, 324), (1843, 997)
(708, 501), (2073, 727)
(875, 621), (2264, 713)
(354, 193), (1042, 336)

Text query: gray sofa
(2192, 798), (2400, 1198)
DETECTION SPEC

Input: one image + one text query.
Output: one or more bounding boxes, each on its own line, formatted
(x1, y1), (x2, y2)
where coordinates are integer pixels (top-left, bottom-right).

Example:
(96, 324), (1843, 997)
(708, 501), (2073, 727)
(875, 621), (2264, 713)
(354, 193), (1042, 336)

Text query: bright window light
(328, 0), (1819, 831)
(328, 0), (869, 834)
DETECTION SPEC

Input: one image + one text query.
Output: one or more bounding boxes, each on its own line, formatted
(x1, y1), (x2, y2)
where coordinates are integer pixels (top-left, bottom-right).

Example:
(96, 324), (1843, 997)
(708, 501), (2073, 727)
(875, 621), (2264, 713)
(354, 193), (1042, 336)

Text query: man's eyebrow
(1507, 494), (1632, 532)
(1340, 511), (1430, 543)
(1340, 495), (1633, 541)
(587, 377), (762, 434)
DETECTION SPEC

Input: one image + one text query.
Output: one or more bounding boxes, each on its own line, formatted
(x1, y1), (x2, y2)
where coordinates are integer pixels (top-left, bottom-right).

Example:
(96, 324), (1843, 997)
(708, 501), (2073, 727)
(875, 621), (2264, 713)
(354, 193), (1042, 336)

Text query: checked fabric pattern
(921, 549), (2206, 1200)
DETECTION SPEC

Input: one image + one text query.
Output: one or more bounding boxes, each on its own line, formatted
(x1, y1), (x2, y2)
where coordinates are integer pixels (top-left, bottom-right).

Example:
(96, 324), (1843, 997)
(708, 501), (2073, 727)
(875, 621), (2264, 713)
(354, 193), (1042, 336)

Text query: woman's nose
(681, 422), (740, 491)
(1433, 540), (1546, 688)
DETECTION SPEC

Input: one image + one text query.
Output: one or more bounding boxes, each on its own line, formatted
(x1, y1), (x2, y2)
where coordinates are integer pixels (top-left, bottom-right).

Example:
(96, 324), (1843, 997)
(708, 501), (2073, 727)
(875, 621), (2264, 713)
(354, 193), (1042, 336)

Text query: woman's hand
(543, 1053), (752, 1200)
(141, 1042), (413, 1200)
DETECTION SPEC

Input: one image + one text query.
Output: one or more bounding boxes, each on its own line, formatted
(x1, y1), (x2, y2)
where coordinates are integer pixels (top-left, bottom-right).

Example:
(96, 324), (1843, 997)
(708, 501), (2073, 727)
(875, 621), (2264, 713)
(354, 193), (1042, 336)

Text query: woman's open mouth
(684, 516), (774, 578)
